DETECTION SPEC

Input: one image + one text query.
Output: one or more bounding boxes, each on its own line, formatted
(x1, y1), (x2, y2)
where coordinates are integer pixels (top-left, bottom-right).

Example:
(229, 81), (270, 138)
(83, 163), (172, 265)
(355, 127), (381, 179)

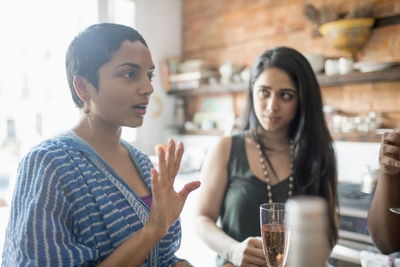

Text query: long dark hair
(243, 46), (338, 247)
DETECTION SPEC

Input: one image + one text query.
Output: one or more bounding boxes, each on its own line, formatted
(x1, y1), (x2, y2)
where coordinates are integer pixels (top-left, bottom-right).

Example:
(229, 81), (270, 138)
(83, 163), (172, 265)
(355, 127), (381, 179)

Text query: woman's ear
(73, 76), (90, 102)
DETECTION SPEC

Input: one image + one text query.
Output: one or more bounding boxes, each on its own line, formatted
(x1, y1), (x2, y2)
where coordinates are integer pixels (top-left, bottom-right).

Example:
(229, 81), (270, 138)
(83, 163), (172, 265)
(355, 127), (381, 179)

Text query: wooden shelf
(331, 131), (382, 143)
(167, 67), (400, 97)
(181, 129), (224, 136)
(167, 82), (247, 97)
(317, 66), (400, 87)
(167, 67), (398, 141)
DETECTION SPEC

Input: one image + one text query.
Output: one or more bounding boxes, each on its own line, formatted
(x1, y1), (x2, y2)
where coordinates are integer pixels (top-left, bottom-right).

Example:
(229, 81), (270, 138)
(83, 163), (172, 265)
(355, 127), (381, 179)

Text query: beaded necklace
(255, 139), (294, 204)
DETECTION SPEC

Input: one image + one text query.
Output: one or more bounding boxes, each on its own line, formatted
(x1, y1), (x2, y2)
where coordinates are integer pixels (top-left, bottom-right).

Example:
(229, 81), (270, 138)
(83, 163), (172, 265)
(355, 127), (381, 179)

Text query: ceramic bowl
(319, 18), (375, 55)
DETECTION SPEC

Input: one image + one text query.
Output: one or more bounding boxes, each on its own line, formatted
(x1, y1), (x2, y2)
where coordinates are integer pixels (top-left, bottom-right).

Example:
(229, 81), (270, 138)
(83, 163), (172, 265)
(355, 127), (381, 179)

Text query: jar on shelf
(175, 98), (185, 128)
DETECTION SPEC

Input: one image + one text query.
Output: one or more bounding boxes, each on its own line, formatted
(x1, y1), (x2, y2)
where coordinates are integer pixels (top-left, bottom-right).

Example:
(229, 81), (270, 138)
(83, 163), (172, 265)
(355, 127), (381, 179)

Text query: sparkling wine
(261, 224), (289, 267)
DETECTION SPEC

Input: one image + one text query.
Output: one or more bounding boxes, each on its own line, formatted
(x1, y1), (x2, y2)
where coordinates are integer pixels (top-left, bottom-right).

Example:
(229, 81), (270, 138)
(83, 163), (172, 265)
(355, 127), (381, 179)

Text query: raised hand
(147, 139), (201, 238)
(227, 237), (266, 267)
(380, 129), (400, 175)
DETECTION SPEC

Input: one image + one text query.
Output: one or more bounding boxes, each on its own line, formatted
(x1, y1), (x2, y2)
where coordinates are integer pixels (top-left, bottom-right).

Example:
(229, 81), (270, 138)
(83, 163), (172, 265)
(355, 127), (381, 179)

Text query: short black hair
(65, 23), (148, 107)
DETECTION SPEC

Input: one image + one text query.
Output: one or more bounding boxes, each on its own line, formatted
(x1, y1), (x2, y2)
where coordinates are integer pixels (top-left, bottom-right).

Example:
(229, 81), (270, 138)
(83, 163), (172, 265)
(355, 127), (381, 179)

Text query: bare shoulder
(216, 135), (233, 149)
(201, 135), (233, 171)
(213, 132), (254, 158)
(210, 136), (233, 159)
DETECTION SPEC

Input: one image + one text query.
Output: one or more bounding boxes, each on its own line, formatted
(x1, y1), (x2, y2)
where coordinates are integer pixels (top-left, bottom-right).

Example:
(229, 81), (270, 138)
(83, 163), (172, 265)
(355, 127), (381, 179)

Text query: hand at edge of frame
(380, 129), (400, 175)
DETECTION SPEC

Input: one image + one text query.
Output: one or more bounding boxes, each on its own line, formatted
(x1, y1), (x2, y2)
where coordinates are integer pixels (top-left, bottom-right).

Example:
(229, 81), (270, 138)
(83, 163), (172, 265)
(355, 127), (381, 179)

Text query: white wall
(334, 141), (381, 183)
(133, 0), (182, 154)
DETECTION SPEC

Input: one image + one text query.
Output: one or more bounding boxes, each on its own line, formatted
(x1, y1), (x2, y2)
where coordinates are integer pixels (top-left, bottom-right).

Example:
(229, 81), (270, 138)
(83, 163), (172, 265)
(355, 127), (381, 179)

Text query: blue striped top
(2, 131), (183, 267)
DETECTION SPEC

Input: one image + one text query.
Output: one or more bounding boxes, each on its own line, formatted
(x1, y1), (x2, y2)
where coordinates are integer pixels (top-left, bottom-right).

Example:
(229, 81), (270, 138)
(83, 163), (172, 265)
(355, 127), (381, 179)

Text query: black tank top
(216, 132), (305, 266)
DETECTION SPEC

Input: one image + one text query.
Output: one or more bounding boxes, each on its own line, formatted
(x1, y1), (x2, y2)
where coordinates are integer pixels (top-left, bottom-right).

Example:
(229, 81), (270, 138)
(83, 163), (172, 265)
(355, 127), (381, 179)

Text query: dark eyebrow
(116, 63), (155, 72)
(117, 62), (156, 71)
(116, 62), (141, 70)
(255, 85), (271, 90)
(255, 85), (297, 93)
(280, 88), (297, 93)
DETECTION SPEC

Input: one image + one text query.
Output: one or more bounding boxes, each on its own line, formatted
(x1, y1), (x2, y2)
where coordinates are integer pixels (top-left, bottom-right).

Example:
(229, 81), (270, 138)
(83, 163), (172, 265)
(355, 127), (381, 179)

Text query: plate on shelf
(353, 61), (398, 73)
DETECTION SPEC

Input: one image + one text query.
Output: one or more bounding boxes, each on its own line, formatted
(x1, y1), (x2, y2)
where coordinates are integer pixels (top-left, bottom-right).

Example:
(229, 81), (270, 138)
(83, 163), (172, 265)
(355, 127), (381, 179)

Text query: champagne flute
(260, 203), (290, 267)
(390, 208), (400, 215)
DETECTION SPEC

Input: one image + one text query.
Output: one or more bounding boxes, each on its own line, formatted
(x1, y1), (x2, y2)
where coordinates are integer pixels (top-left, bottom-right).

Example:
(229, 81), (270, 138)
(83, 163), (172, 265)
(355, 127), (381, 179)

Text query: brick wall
(182, 0), (400, 128)
(182, 0), (400, 65)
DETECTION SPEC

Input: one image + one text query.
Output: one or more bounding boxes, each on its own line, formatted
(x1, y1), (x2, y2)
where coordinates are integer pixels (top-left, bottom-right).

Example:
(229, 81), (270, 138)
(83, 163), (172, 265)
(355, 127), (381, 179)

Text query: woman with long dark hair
(195, 46), (338, 267)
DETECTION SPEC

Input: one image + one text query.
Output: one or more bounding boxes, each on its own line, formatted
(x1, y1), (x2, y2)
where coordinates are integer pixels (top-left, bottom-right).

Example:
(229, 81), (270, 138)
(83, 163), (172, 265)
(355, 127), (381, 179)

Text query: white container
(338, 57), (354, 75)
(324, 59), (339, 76)
(304, 53), (325, 73)
(285, 196), (331, 267)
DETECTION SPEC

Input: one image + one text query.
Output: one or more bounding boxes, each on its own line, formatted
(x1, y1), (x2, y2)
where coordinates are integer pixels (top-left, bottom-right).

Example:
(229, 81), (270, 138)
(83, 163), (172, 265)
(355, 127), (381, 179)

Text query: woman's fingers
(166, 139), (176, 175)
(247, 237), (265, 259)
(383, 131), (400, 146)
(178, 181), (201, 200)
(381, 130), (400, 175)
(244, 237), (266, 265)
(173, 142), (184, 178)
(157, 146), (167, 183)
(380, 144), (400, 174)
(382, 143), (400, 159)
(381, 156), (400, 169)
(158, 139), (184, 181)
(150, 168), (160, 195)
(252, 237), (264, 248)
